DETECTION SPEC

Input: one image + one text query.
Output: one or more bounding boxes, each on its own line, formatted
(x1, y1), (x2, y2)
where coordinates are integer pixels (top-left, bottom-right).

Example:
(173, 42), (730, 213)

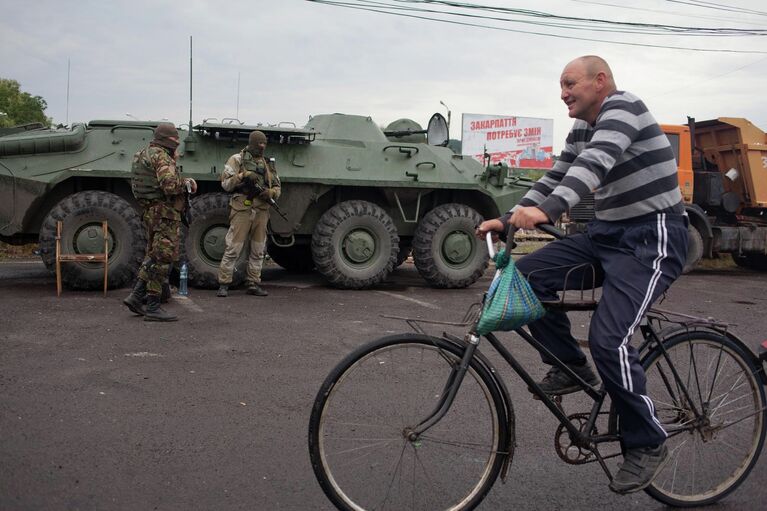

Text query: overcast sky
(2, 0), (765, 152)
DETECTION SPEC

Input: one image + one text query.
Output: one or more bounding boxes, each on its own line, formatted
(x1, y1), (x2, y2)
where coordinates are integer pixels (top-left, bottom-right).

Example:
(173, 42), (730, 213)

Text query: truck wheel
(683, 224), (704, 274)
(267, 242), (315, 273)
(183, 192), (247, 289)
(412, 203), (488, 288)
(39, 190), (145, 289)
(311, 200), (399, 289)
(731, 252), (767, 271)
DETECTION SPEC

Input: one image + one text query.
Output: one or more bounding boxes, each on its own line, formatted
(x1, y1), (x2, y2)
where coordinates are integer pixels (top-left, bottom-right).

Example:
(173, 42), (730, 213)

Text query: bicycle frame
(408, 319), (619, 474)
(405, 303), (749, 480)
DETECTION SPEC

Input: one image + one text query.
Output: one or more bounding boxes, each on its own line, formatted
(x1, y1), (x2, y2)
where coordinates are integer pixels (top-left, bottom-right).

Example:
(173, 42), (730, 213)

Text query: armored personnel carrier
(0, 112), (534, 290)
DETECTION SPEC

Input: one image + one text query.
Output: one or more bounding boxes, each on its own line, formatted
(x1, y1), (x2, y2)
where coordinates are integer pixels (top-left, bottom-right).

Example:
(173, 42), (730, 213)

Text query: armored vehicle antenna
(185, 36), (196, 152)
(189, 36), (193, 130)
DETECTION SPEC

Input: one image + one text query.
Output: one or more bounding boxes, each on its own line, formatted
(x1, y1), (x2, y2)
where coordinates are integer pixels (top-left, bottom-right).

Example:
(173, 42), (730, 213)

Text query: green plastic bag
(476, 247), (546, 335)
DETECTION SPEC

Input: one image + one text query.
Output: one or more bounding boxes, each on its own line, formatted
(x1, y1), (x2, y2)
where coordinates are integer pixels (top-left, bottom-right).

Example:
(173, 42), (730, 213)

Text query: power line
(394, 0), (767, 34)
(306, 1), (767, 53)
(666, 0), (767, 17)
(571, 0), (767, 27)
(649, 55), (767, 99)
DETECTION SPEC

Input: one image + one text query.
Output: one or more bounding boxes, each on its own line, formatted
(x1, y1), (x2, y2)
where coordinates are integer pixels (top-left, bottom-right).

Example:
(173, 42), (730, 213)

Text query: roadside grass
(696, 253), (737, 270)
(0, 241), (37, 260)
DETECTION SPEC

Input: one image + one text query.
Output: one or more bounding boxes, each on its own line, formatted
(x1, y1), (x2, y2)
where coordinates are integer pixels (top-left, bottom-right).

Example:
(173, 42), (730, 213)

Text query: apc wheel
(267, 242), (315, 273)
(682, 224), (703, 274)
(311, 200), (398, 289)
(39, 191), (145, 290)
(412, 203), (488, 288)
(183, 192), (246, 289)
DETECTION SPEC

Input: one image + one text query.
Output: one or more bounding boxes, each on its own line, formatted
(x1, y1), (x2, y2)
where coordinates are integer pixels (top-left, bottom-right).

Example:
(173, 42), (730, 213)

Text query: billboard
(461, 113), (554, 169)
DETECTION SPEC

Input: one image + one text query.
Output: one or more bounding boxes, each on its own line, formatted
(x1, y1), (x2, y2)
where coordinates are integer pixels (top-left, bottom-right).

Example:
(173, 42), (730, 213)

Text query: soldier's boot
(123, 280), (147, 316)
(144, 294), (178, 322)
(217, 285), (228, 297)
(246, 283), (268, 297)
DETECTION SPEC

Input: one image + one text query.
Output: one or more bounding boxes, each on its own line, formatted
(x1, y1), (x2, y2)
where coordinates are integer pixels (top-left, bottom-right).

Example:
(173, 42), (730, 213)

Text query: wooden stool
(55, 220), (109, 296)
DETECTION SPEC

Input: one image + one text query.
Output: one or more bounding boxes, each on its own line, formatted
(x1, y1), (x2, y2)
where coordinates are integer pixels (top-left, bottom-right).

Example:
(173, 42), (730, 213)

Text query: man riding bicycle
(477, 55), (688, 494)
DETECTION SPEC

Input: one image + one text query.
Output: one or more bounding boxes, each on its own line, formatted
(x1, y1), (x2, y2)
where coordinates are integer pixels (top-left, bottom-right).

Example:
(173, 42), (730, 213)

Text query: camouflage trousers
(137, 204), (181, 295)
(218, 207), (269, 285)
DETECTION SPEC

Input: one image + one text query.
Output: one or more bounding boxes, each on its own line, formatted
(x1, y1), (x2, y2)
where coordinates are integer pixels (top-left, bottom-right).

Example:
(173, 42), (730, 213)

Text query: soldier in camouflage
(123, 123), (197, 321)
(216, 130), (281, 297)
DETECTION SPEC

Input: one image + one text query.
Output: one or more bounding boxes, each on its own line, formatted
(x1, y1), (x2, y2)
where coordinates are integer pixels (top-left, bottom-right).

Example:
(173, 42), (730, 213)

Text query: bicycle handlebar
(485, 223), (566, 258)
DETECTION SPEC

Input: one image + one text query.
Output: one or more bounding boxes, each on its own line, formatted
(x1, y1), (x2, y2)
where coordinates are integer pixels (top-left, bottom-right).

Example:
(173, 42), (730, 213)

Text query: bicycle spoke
(418, 434), (505, 454)
(380, 441), (409, 510)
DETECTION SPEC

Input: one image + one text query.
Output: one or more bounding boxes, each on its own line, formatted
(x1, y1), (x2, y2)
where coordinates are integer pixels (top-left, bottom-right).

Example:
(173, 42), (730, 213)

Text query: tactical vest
(240, 150), (272, 189)
(131, 146), (165, 200)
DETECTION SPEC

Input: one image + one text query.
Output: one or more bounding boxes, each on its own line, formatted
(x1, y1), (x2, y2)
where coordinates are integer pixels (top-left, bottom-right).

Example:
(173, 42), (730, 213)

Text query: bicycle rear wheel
(642, 331), (766, 506)
(308, 333), (510, 511)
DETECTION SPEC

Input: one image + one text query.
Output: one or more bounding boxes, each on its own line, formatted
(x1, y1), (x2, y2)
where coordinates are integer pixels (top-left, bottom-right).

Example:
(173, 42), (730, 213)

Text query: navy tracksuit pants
(516, 213), (688, 449)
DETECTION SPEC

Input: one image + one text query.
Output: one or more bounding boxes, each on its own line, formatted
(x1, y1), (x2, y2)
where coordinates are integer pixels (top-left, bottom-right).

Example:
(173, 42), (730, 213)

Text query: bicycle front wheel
(643, 331), (767, 507)
(308, 333), (510, 511)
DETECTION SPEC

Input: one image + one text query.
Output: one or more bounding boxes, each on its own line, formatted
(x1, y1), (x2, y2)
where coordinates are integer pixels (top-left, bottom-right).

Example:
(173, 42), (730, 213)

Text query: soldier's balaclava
(248, 130), (267, 156)
(153, 123), (180, 151)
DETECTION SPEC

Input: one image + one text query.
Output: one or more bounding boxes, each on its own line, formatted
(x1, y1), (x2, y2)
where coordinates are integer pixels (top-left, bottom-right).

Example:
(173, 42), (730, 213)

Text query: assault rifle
(243, 178), (288, 221)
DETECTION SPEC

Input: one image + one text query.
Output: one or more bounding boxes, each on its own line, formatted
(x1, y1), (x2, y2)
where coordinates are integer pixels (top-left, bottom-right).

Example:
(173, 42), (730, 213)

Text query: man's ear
(594, 71), (607, 91)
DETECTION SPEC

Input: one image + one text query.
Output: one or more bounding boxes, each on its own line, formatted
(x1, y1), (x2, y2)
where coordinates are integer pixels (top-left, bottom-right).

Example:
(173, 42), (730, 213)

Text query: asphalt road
(1, 258), (766, 511)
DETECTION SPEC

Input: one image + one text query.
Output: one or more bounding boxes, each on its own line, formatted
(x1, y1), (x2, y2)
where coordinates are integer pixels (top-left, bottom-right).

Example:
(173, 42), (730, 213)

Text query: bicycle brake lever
(505, 224), (518, 254)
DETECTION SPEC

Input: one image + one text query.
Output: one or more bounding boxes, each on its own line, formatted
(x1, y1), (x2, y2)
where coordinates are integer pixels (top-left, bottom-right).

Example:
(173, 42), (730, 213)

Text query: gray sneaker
(609, 444), (669, 494)
(536, 363), (600, 395)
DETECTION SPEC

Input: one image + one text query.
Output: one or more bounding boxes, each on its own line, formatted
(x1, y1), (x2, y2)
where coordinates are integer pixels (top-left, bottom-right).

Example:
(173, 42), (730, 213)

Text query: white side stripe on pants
(617, 213), (668, 393)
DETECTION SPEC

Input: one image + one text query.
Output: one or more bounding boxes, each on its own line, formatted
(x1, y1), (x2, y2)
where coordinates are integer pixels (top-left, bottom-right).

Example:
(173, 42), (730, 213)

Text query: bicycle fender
(442, 332), (516, 480)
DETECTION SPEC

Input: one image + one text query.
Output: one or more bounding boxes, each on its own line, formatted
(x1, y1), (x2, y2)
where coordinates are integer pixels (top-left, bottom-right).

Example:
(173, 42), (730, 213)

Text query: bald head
(572, 55), (616, 92)
(559, 55), (618, 125)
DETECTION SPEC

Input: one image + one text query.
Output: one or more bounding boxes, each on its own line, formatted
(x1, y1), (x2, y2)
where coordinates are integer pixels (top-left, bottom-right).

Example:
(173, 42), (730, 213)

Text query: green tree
(0, 78), (50, 128)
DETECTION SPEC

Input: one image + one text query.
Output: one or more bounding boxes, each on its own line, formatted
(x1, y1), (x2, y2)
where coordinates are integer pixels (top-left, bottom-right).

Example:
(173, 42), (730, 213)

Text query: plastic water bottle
(179, 262), (189, 296)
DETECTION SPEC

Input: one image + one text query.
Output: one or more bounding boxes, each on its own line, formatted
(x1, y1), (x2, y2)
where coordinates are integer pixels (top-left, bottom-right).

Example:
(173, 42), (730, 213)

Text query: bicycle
(308, 226), (767, 510)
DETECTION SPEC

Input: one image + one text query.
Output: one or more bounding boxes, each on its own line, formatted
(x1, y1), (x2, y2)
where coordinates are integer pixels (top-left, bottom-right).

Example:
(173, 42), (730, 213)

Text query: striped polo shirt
(511, 91), (684, 222)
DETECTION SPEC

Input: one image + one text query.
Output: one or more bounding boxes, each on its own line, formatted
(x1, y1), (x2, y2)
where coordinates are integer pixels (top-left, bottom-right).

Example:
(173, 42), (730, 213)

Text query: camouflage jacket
(132, 143), (186, 220)
(221, 149), (281, 212)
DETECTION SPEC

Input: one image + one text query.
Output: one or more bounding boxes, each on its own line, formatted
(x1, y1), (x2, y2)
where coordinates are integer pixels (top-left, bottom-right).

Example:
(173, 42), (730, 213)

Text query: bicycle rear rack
(381, 302), (483, 335)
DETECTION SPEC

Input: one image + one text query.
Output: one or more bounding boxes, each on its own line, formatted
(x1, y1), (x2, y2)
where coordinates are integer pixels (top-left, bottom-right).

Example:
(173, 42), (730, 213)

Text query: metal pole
(236, 72), (240, 120)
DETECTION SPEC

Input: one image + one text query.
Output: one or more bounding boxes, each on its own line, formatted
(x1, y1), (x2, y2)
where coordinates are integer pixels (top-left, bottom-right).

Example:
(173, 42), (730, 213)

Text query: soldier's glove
(242, 171), (256, 183)
(184, 178), (197, 194)
(258, 188), (273, 200)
